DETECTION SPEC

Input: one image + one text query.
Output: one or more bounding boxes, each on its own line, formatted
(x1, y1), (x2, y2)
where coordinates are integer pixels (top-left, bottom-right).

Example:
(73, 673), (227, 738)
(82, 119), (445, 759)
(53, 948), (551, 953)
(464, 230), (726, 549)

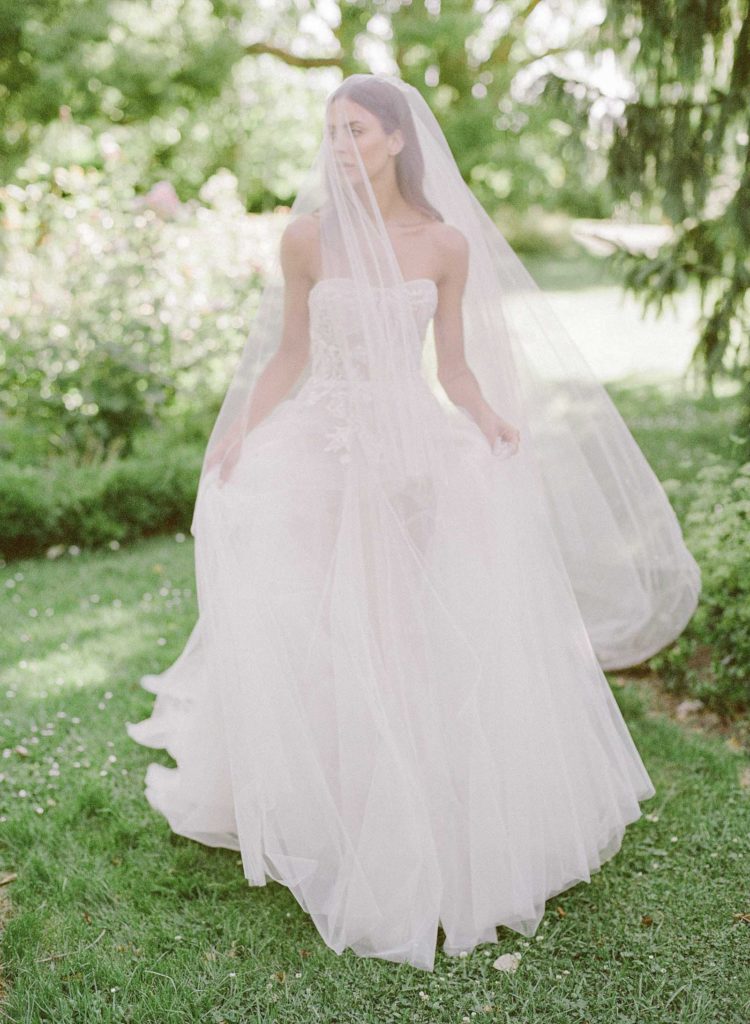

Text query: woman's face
(326, 97), (403, 184)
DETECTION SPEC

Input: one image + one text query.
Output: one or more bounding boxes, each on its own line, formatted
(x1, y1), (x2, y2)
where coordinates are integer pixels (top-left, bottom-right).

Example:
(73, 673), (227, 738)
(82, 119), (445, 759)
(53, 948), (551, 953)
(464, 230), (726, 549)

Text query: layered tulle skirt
(126, 384), (656, 971)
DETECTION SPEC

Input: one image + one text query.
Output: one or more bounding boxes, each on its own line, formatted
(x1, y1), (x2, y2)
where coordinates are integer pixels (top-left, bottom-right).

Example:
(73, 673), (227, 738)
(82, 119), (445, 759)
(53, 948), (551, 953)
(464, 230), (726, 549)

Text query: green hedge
(649, 460), (750, 717)
(2, 439), (748, 720)
(0, 444), (201, 559)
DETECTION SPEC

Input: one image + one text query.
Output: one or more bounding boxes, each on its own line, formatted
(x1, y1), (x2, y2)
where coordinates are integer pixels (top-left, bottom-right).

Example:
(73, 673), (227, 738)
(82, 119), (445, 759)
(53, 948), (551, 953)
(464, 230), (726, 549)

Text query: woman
(127, 73), (700, 972)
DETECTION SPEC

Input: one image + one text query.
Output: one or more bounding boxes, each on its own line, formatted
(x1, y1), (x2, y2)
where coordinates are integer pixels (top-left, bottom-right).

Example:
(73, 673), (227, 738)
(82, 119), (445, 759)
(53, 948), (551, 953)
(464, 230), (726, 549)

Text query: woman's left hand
(477, 409), (520, 456)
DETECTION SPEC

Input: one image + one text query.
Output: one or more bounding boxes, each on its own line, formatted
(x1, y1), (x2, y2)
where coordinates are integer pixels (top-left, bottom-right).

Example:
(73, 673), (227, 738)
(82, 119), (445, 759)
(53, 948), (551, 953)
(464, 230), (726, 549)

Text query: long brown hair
(329, 76), (444, 223)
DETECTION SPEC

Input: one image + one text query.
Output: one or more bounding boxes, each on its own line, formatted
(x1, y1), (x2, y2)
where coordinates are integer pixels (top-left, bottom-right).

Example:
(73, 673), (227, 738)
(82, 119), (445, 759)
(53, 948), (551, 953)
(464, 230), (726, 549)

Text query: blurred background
(1, 1), (748, 716)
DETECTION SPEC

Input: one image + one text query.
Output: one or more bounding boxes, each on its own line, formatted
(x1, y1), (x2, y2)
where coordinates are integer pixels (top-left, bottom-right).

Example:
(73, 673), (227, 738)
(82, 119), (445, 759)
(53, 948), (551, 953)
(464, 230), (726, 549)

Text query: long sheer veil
(192, 71), (700, 672)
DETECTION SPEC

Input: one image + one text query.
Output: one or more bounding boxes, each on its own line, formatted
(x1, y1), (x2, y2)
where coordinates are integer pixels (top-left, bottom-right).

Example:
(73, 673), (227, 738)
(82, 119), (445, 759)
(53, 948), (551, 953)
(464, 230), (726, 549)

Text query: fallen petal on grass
(493, 951), (522, 973)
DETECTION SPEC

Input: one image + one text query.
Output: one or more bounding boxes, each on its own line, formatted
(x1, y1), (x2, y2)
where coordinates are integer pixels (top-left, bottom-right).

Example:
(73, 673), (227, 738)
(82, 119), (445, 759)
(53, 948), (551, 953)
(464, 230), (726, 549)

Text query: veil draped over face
(193, 71), (700, 672)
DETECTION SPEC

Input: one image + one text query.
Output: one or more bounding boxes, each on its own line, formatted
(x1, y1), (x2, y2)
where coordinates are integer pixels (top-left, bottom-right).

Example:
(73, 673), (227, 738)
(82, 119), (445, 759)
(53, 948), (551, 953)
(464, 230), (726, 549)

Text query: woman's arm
(433, 226), (520, 452)
(244, 214), (316, 430)
(207, 215), (317, 477)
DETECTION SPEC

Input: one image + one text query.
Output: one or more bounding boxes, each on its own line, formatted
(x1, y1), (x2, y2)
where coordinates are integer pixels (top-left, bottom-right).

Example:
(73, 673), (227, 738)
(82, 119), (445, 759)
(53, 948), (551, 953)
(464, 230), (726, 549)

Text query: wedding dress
(126, 73), (700, 972)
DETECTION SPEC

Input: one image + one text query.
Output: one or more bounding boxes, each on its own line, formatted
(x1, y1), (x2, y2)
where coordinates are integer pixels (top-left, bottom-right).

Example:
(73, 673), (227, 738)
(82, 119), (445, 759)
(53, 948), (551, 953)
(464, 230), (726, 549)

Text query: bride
(127, 72), (700, 972)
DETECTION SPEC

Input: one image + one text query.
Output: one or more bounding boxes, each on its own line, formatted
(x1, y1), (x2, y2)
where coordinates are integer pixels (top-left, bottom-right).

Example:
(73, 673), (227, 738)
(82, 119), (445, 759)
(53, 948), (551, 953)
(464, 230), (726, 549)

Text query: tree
(0, 1), (611, 219)
(548, 0), (750, 436)
(249, 0), (611, 217)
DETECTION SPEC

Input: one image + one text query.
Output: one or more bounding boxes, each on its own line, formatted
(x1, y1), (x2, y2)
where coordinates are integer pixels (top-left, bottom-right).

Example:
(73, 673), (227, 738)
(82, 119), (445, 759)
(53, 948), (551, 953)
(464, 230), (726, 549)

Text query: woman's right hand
(216, 437), (243, 486)
(205, 420), (245, 478)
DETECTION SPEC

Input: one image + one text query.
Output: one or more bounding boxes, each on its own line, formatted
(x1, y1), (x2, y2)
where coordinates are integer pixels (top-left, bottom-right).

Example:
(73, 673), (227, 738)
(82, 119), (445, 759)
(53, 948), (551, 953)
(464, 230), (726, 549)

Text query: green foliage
(0, 161), (271, 461)
(603, 0), (746, 220)
(97, 446), (199, 537)
(650, 459), (750, 716)
(597, 382), (749, 717)
(595, 0), (750, 433)
(0, 0), (614, 220)
(0, 440), (201, 560)
(607, 220), (750, 432)
(0, 464), (58, 559)
(0, 0), (328, 209)
(389, 2), (611, 217)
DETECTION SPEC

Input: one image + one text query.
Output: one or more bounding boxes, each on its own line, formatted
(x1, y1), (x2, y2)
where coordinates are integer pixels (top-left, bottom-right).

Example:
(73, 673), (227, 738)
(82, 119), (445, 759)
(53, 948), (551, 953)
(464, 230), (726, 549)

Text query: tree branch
(243, 42), (343, 69)
(483, 0), (549, 66)
(539, 71), (730, 112)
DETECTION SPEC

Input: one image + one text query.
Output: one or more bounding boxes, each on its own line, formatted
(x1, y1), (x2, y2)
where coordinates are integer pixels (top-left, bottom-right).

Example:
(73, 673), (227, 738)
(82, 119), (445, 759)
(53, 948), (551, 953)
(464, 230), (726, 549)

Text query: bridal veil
(194, 71), (700, 670)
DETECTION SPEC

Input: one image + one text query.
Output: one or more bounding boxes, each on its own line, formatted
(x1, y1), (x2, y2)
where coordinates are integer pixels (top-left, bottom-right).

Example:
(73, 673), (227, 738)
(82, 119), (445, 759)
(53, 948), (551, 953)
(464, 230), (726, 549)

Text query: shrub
(99, 447), (198, 539)
(0, 444), (201, 559)
(649, 460), (750, 716)
(0, 163), (275, 462)
(0, 465), (58, 558)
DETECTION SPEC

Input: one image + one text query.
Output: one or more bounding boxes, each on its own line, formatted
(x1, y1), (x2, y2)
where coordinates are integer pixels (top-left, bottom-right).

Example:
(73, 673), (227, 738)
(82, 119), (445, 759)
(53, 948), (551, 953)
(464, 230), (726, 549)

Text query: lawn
(1, 487), (749, 1021)
(1, 257), (749, 1022)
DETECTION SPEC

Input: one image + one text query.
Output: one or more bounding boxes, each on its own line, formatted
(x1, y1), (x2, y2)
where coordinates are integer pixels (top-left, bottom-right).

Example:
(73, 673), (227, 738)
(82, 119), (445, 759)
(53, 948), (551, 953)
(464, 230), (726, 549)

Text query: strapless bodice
(306, 277), (438, 382)
(308, 275), (438, 319)
(296, 278), (439, 464)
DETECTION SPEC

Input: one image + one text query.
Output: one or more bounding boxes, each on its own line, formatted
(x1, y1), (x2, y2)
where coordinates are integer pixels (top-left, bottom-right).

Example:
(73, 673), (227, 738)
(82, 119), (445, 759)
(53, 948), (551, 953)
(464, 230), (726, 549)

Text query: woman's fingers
(493, 422), (520, 457)
(217, 438), (244, 485)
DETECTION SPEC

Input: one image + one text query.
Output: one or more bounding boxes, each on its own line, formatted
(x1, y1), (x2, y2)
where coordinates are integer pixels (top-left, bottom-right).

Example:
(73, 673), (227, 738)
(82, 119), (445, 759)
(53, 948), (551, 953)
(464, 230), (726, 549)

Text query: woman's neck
(355, 169), (416, 227)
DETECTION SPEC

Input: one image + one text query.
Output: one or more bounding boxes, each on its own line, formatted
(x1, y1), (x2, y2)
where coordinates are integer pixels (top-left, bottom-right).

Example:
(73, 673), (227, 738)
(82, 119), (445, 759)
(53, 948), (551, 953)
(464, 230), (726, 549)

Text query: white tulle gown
(126, 277), (656, 971)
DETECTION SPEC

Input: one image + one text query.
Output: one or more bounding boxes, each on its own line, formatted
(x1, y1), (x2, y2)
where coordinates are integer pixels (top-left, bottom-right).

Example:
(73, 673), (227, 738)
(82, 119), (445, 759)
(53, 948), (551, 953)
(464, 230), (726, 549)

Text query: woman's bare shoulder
(428, 222), (468, 285)
(431, 221), (468, 259)
(280, 212), (321, 278)
(281, 211), (321, 249)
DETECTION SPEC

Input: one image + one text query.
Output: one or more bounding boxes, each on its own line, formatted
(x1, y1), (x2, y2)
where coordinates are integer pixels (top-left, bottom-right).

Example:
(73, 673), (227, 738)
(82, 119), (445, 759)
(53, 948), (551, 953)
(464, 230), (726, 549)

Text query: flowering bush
(0, 160), (283, 462)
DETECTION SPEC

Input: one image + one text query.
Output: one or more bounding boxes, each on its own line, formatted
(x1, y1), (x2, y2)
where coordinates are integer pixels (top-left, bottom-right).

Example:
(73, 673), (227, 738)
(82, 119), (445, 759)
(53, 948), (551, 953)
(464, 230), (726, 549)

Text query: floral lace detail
(300, 279), (438, 464)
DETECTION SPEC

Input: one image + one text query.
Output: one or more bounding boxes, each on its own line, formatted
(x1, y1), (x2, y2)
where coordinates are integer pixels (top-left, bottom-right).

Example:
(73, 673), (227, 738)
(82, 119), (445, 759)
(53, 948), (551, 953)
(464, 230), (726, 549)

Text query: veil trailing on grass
(193, 71), (700, 670)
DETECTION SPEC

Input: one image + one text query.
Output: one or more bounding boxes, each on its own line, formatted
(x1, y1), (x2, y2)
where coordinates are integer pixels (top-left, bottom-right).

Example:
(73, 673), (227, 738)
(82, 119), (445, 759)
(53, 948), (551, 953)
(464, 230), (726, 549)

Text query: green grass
(1, 542), (749, 1019)
(1, 382), (749, 1022)
(605, 381), (746, 490)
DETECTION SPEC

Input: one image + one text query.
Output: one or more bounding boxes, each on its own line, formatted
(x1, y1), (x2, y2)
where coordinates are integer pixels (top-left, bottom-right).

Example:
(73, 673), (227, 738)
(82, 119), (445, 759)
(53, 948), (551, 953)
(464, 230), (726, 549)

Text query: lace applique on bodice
(306, 277), (437, 379)
(297, 278), (438, 464)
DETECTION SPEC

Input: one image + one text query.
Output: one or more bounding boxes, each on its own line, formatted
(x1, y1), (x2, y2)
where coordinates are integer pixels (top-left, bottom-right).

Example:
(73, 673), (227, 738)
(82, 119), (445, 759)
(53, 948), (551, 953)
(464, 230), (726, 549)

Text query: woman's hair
(329, 76), (444, 223)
